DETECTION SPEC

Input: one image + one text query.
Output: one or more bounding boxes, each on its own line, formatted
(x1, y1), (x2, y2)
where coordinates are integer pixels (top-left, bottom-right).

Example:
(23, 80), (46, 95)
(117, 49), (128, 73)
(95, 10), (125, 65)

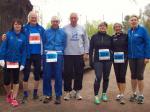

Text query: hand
(1, 34), (6, 41)
(83, 53), (89, 61)
(20, 65), (24, 71)
(0, 60), (5, 67)
(144, 58), (149, 64)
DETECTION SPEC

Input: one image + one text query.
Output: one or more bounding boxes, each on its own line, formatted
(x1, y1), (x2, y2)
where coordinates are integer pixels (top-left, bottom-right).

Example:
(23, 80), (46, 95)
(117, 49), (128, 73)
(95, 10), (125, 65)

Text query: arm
(143, 28), (150, 64)
(89, 36), (94, 68)
(20, 36), (27, 66)
(83, 29), (89, 54)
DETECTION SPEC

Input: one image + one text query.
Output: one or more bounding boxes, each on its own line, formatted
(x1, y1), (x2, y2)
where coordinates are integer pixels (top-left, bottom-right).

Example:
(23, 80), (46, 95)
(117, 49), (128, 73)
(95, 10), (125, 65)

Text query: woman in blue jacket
(0, 19), (27, 107)
(128, 15), (150, 104)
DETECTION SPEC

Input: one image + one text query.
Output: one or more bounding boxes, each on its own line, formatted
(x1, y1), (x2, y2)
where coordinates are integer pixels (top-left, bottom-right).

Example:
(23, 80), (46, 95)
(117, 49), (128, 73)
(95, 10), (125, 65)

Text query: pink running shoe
(11, 99), (19, 107)
(6, 94), (12, 103)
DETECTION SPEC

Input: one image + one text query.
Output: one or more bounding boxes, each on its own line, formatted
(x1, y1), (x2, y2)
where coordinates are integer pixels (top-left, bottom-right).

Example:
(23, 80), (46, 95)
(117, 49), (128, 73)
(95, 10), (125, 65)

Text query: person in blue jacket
(42, 16), (66, 104)
(0, 19), (27, 107)
(22, 11), (45, 103)
(128, 15), (150, 104)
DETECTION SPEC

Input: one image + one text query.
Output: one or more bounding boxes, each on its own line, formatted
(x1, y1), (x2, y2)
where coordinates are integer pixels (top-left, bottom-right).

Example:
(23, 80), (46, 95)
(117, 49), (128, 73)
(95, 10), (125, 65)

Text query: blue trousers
(43, 55), (63, 97)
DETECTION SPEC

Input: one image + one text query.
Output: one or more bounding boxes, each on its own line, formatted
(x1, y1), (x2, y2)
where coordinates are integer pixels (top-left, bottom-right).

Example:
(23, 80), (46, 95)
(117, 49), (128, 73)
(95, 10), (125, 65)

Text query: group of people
(0, 11), (150, 107)
(89, 15), (150, 105)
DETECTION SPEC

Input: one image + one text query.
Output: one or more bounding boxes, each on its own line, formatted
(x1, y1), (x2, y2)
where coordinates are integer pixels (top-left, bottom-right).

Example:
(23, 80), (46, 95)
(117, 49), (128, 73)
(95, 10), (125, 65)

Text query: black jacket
(112, 32), (128, 60)
(89, 32), (112, 66)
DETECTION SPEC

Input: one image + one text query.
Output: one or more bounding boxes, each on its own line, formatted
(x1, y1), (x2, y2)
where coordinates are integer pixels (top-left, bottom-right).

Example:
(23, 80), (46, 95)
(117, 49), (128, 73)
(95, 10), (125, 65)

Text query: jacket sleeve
(62, 31), (67, 52)
(21, 36), (27, 66)
(83, 29), (89, 54)
(143, 28), (150, 58)
(0, 33), (9, 60)
(89, 36), (94, 67)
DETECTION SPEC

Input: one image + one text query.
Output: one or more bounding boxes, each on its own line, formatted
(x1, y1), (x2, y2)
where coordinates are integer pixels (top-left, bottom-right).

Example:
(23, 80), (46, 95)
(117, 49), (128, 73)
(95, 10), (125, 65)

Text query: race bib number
(6, 62), (19, 68)
(114, 52), (124, 63)
(46, 51), (57, 62)
(99, 49), (110, 60)
(29, 33), (41, 44)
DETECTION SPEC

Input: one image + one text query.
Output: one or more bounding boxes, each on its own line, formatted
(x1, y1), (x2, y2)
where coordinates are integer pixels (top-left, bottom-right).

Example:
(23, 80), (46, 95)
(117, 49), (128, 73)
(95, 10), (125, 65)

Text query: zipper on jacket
(131, 30), (134, 58)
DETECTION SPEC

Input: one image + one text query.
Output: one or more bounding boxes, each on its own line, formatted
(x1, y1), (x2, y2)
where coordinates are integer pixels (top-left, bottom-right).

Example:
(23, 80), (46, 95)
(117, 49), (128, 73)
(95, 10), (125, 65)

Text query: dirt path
(0, 63), (150, 112)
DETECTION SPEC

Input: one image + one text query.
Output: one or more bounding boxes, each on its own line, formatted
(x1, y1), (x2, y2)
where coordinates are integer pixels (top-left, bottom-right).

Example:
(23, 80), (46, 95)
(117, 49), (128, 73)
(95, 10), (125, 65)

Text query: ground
(0, 63), (150, 112)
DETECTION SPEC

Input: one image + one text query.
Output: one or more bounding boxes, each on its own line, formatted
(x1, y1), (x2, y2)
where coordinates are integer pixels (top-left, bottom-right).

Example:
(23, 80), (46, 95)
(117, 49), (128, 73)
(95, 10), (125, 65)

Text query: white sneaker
(75, 91), (82, 100)
(64, 92), (71, 100)
(70, 90), (76, 98)
(116, 94), (121, 101)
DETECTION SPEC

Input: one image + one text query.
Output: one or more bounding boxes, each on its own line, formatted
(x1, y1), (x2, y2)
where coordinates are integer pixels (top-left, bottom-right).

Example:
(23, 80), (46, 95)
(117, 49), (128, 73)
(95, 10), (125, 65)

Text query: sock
(133, 92), (136, 95)
(33, 89), (38, 96)
(24, 91), (28, 97)
(120, 94), (124, 97)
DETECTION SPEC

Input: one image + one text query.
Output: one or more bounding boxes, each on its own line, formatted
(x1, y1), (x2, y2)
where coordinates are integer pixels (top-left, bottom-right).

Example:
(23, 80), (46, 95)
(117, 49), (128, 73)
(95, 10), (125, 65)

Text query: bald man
(42, 16), (66, 104)
(63, 13), (89, 100)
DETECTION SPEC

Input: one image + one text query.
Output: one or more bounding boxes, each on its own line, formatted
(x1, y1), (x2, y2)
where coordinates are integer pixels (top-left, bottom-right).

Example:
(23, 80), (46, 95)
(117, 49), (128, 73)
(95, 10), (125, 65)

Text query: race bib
(6, 62), (19, 68)
(114, 52), (124, 63)
(46, 51), (57, 62)
(29, 33), (41, 44)
(99, 49), (110, 60)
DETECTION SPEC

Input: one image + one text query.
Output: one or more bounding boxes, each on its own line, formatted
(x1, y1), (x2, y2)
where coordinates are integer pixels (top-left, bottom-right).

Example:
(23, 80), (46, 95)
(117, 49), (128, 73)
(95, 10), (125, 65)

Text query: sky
(30, 0), (150, 28)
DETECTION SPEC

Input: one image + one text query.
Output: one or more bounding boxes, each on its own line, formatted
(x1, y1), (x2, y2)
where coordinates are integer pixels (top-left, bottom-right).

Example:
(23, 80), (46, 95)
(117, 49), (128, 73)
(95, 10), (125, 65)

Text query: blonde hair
(130, 15), (139, 20)
(27, 11), (38, 23)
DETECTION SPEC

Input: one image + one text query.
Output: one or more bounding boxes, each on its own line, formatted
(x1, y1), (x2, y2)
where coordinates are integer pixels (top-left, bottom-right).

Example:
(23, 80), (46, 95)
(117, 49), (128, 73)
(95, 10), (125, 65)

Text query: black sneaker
(55, 96), (61, 104)
(21, 96), (28, 104)
(33, 95), (39, 100)
(129, 94), (137, 102)
(43, 96), (52, 104)
(136, 95), (144, 104)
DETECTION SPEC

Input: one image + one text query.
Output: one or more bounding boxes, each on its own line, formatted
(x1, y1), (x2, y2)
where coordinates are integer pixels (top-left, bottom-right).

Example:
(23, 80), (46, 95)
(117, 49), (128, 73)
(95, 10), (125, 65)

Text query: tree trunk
(0, 0), (33, 95)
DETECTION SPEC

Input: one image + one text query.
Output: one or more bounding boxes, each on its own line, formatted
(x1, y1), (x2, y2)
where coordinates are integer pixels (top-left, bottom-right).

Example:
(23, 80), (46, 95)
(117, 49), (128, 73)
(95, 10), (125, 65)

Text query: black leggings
(113, 60), (128, 83)
(94, 61), (112, 96)
(129, 59), (145, 80)
(3, 68), (20, 85)
(23, 54), (41, 82)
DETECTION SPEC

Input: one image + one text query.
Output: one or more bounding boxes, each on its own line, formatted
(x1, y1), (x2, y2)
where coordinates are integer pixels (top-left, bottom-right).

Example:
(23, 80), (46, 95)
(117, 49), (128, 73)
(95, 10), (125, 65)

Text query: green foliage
(46, 22), (51, 29)
(84, 20), (99, 39)
(143, 3), (150, 34)
(107, 23), (113, 36)
(122, 15), (130, 33)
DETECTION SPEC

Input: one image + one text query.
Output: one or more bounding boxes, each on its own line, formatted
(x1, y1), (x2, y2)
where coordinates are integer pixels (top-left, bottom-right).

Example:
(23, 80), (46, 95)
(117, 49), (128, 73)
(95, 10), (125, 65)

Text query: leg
(54, 55), (63, 104)
(129, 59), (138, 94)
(12, 68), (20, 99)
(102, 61), (112, 93)
(136, 59), (145, 95)
(73, 55), (84, 100)
(93, 62), (103, 96)
(113, 63), (121, 93)
(64, 55), (74, 92)
(54, 55), (63, 97)
(23, 59), (31, 97)
(32, 54), (41, 98)
(43, 61), (52, 97)
(3, 68), (12, 99)
(73, 55), (84, 91)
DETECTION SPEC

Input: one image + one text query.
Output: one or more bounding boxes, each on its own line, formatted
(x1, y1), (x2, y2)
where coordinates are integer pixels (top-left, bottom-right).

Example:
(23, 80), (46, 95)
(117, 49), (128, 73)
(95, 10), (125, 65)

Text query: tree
(142, 3), (150, 33)
(0, 0), (33, 36)
(122, 15), (130, 33)
(85, 20), (99, 38)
